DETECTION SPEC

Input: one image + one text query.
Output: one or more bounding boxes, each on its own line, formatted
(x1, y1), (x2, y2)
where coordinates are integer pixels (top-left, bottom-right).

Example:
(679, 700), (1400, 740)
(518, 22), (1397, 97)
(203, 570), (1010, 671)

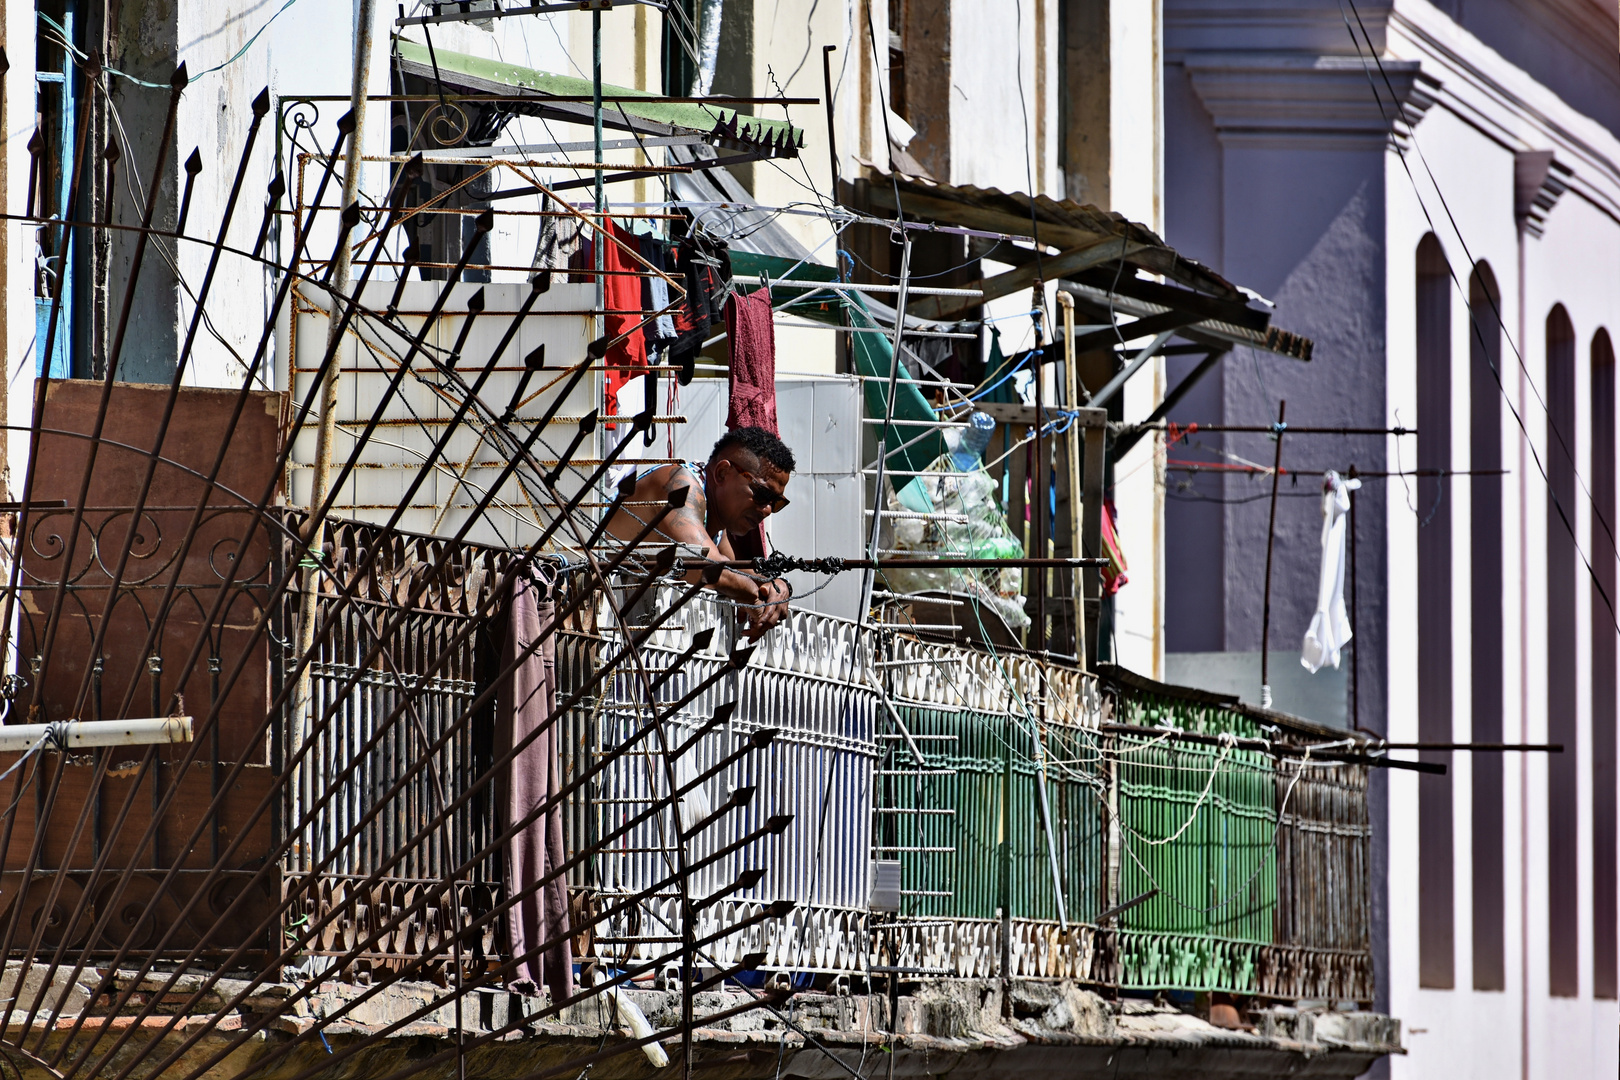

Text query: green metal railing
(543, 589), (1369, 999)
(1113, 733), (1278, 991)
(1115, 734), (1278, 940)
(872, 654), (1371, 1001)
(878, 705), (1105, 924)
(1108, 681), (1370, 996)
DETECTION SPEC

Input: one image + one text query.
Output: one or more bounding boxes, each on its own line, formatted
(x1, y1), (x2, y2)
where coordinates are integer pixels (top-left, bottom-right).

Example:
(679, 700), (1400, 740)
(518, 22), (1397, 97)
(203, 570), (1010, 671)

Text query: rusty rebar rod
(702, 557), (1109, 571)
(47, 381), (600, 1063)
(58, 437), (641, 1072)
(104, 143), (390, 726)
(1101, 722), (1445, 775)
(244, 831), (793, 1080)
(21, 65), (187, 716)
(27, 132), (392, 1059)
(0, 52), (100, 709)
(1167, 465), (1508, 478)
(1258, 400), (1286, 708)
(221, 738), (775, 1077)
(147, 663), (765, 1080)
(0, 66), (192, 1042)
(63, 88), (271, 725)
(1150, 423), (1417, 436)
(1375, 742), (1562, 752)
(78, 482), (708, 1075)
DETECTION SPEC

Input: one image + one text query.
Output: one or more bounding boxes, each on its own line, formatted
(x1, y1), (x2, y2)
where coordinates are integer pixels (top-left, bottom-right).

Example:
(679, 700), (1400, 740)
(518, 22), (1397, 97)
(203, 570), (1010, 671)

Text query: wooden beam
(1067, 267), (1269, 330)
(968, 402), (1067, 426)
(1080, 413), (1106, 670)
(1068, 309), (1201, 354)
(908, 238), (1151, 321)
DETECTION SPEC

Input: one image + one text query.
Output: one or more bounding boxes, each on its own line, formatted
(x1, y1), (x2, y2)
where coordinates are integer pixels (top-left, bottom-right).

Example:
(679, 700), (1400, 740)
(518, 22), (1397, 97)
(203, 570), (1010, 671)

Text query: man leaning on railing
(604, 426), (795, 639)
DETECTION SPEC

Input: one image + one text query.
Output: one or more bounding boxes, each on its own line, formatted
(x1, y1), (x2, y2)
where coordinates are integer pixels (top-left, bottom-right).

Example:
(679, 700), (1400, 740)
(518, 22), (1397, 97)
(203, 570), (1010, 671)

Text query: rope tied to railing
(0, 726), (56, 788)
(751, 552), (846, 578)
(1136, 730), (1238, 847)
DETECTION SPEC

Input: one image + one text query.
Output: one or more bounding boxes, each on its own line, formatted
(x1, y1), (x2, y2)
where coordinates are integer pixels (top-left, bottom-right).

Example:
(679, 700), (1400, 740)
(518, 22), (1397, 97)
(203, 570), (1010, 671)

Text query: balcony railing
(541, 585), (1366, 1000)
(10, 511), (1369, 1003)
(1109, 677), (1373, 999)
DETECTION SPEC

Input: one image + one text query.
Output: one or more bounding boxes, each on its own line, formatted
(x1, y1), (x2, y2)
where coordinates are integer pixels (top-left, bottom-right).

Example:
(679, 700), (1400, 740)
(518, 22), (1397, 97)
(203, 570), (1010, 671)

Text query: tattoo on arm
(662, 472), (710, 542)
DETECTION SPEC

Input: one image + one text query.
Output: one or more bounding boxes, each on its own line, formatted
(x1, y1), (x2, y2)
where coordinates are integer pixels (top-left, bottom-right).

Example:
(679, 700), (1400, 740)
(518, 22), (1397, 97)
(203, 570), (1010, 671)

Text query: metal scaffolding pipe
(0, 717), (192, 752)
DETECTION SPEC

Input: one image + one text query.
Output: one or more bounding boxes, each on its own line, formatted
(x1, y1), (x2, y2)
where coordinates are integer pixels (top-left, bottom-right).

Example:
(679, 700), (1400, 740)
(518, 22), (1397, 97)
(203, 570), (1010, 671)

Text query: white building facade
(1164, 1), (1620, 1076)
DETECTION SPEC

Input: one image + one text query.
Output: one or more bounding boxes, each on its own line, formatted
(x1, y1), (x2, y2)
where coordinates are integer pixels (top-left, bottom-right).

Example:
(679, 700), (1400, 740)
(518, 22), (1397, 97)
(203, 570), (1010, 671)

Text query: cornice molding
(1166, 2), (1395, 57)
(1388, 4), (1620, 217)
(1514, 150), (1574, 238)
(1184, 52), (1442, 150)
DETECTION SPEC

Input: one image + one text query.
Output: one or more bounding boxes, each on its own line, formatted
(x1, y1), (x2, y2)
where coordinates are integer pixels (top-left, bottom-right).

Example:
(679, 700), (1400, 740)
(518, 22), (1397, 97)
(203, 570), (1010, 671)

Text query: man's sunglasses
(733, 465), (790, 513)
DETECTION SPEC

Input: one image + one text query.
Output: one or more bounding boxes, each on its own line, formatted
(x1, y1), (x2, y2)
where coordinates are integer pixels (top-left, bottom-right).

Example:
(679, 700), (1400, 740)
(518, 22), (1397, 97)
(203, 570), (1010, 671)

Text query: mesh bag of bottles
(881, 413), (1029, 630)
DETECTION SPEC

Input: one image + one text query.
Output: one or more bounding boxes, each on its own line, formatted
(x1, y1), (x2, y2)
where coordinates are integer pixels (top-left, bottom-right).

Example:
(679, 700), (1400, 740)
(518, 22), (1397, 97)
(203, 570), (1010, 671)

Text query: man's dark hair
(710, 426), (796, 473)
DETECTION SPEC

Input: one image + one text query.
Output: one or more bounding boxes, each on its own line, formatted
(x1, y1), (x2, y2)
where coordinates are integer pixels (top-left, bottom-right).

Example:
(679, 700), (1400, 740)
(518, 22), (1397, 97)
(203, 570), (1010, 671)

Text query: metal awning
(853, 168), (1312, 362)
(1060, 279), (1312, 362)
(393, 37), (805, 160)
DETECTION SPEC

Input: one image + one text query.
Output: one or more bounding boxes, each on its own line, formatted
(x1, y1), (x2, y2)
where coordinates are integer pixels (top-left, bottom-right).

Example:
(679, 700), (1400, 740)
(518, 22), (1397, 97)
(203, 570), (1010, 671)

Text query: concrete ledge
(0, 974), (1399, 1079)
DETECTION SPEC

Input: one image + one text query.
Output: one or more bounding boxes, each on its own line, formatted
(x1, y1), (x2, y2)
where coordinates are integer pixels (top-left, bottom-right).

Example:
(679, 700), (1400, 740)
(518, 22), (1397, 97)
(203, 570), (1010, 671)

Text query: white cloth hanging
(1301, 470), (1362, 673)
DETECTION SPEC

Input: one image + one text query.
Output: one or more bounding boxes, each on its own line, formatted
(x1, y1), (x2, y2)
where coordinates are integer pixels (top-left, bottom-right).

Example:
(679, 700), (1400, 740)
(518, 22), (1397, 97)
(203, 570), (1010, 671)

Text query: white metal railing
(577, 585), (1112, 979)
(584, 588), (879, 975)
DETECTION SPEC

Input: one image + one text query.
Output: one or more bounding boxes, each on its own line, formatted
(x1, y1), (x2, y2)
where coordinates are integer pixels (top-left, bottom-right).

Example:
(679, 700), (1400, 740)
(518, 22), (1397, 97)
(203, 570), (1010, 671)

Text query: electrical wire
(1012, 1), (1046, 296)
(1337, 0), (1620, 635)
(41, 1), (307, 90)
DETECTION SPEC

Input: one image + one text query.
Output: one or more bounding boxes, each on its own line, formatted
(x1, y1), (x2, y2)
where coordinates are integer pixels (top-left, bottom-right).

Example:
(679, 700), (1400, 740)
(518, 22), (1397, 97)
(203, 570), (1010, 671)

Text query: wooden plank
(0, 760), (276, 871)
(1069, 309), (1200, 354)
(864, 185), (1096, 247)
(1081, 422), (1107, 670)
(1052, 429), (1079, 653)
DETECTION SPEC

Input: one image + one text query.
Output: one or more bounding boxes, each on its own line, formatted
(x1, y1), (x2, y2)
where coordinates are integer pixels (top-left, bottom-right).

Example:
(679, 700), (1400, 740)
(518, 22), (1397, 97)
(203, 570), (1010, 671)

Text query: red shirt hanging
(600, 221), (647, 412)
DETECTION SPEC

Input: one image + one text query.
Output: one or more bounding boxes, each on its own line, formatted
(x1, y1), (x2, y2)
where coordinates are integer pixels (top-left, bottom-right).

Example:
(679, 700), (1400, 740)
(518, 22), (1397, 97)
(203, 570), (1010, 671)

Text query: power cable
(40, 2), (307, 90)
(1012, 1), (1046, 291)
(1337, 0), (1620, 635)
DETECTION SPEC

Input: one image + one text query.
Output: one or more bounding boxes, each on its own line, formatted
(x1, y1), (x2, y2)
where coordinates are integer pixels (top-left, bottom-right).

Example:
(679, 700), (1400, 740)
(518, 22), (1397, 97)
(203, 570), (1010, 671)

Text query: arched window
(1592, 327), (1617, 1000)
(1416, 234), (1454, 988)
(1547, 304), (1579, 997)
(1469, 263), (1505, 991)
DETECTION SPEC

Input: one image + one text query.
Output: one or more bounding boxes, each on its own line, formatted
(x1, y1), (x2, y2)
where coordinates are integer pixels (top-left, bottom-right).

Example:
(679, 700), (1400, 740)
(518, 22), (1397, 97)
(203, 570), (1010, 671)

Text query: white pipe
(601, 984), (669, 1068)
(293, 0), (375, 872)
(0, 716), (192, 753)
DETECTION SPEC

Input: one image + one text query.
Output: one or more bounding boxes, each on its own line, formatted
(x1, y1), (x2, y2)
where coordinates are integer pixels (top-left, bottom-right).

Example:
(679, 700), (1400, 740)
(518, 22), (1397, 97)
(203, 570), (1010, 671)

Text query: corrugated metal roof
(1061, 280), (1313, 362)
(858, 167), (1313, 360)
(394, 38), (805, 157)
(862, 168), (1245, 301)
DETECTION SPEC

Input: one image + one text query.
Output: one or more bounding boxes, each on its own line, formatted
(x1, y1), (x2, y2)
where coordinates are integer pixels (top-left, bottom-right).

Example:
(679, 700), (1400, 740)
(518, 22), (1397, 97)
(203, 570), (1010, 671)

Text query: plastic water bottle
(950, 410), (995, 473)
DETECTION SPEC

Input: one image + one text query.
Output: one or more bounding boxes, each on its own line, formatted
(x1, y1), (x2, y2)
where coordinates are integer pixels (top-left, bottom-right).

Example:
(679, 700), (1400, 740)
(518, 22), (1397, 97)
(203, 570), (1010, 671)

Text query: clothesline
(1155, 422), (1417, 437)
(579, 197), (1059, 246)
(1166, 462), (1509, 478)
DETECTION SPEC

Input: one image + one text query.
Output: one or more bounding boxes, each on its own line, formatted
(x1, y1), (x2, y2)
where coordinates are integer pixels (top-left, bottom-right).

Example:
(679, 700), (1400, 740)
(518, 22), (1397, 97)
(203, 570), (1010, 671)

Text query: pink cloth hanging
(497, 574), (573, 1002)
(725, 286), (777, 434)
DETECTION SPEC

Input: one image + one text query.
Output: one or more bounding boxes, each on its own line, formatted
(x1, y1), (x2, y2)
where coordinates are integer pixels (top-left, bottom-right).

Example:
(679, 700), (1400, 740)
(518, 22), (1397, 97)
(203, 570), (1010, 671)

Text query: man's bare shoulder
(606, 461), (708, 542)
(640, 462), (703, 503)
